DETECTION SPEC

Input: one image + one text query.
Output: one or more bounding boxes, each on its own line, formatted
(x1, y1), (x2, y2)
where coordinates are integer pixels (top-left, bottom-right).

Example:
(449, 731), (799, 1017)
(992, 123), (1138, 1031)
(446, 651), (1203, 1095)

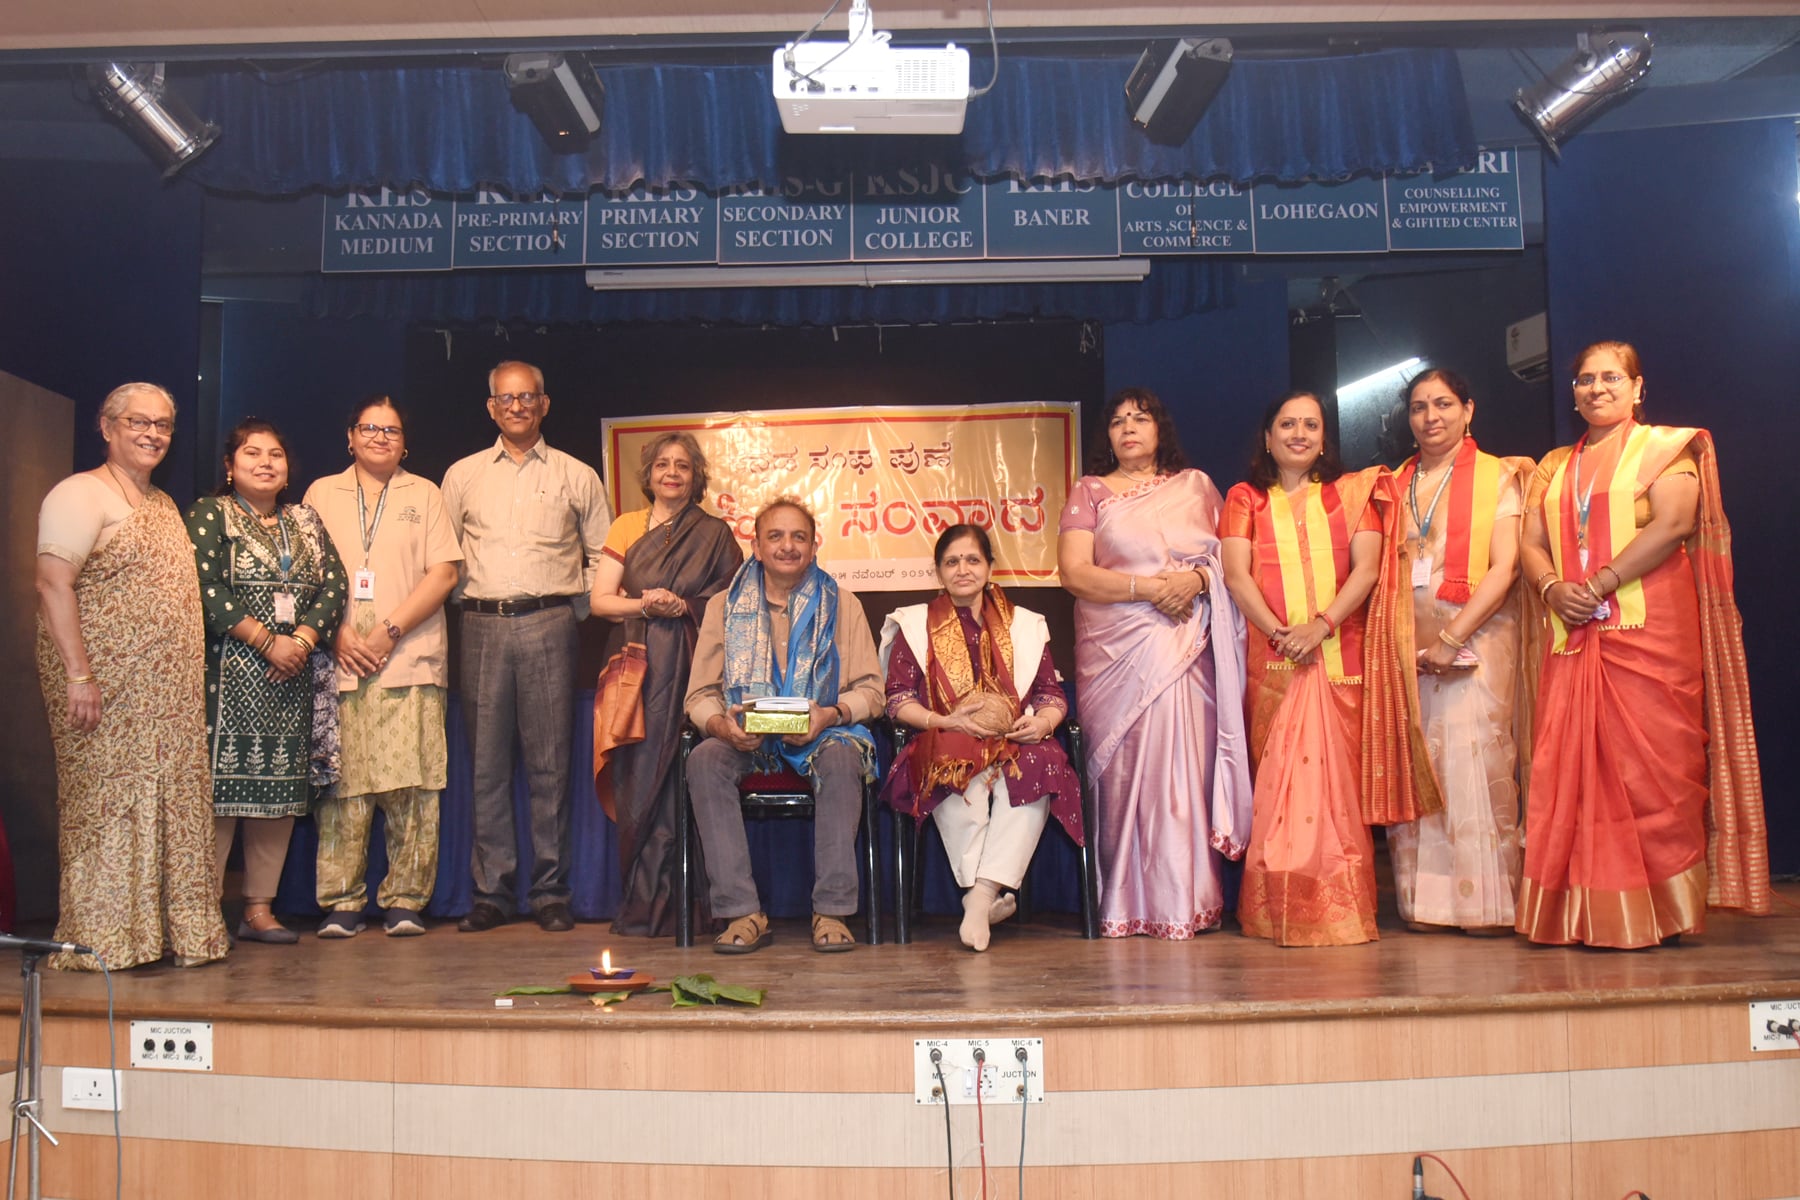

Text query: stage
(4, 891), (1800, 1199)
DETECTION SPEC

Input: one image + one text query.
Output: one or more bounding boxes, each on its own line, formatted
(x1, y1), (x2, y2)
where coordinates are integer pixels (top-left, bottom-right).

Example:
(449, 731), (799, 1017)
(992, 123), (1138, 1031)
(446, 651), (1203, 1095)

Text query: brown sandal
(713, 911), (771, 955)
(810, 912), (856, 953)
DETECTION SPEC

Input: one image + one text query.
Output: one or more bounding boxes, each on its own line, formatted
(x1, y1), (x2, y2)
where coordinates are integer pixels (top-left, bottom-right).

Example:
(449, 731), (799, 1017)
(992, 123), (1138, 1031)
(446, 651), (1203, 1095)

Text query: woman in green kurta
(187, 418), (346, 943)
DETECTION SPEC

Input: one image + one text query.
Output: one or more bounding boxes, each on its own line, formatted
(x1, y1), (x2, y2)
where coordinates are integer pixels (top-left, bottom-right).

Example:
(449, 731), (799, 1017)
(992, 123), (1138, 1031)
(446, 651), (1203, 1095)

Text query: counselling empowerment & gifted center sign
(319, 150), (1524, 272)
(601, 403), (1077, 592)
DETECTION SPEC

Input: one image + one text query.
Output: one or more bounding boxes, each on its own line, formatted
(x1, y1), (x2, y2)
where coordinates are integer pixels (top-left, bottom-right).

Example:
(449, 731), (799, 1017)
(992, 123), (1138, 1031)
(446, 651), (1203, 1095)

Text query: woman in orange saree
(1517, 340), (1767, 948)
(1387, 369), (1533, 933)
(1223, 391), (1411, 947)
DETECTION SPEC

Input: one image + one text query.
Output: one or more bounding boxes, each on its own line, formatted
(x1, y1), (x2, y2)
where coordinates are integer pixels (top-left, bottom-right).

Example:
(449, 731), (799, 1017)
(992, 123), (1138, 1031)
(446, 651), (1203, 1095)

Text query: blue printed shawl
(722, 560), (875, 781)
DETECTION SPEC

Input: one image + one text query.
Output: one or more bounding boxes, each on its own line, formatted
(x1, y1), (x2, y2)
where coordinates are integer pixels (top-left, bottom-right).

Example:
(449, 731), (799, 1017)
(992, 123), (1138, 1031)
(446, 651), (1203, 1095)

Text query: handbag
(592, 641), (648, 821)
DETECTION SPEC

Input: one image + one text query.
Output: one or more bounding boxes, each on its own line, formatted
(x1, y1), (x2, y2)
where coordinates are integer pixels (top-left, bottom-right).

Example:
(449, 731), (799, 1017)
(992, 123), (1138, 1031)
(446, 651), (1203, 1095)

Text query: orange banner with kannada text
(601, 403), (1078, 590)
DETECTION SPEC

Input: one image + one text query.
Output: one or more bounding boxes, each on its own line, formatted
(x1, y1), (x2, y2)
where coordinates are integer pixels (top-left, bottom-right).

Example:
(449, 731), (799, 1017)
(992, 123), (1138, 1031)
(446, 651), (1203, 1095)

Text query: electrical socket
(61, 1067), (123, 1112)
(912, 1037), (1043, 1105)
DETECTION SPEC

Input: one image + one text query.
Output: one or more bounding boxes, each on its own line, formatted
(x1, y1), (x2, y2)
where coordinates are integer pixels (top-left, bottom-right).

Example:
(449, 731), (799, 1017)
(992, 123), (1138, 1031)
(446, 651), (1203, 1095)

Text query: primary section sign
(320, 150), (1523, 273)
(601, 403), (1077, 592)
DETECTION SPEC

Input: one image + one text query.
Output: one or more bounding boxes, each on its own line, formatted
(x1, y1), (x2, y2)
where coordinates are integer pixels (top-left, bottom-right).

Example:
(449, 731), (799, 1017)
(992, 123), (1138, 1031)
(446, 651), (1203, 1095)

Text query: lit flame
(600, 949), (612, 976)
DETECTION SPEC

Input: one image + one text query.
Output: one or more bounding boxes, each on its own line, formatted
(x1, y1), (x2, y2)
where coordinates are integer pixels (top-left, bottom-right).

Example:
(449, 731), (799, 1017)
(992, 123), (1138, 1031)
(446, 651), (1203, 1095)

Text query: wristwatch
(382, 618), (404, 641)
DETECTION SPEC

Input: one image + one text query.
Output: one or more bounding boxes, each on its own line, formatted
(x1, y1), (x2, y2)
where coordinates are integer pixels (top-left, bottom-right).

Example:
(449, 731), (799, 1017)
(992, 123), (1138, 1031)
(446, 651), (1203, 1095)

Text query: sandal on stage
(810, 913), (856, 953)
(713, 911), (771, 955)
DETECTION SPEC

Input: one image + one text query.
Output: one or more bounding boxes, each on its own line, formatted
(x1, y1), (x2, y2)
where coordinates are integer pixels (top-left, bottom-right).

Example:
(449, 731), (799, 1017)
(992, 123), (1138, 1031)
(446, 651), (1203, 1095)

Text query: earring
(226, 470), (234, 487)
(402, 448), (410, 459)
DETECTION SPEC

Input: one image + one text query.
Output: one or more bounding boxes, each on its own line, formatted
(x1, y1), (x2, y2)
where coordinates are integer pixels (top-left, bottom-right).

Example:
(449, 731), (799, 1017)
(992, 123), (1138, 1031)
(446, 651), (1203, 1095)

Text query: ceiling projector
(773, 0), (971, 135)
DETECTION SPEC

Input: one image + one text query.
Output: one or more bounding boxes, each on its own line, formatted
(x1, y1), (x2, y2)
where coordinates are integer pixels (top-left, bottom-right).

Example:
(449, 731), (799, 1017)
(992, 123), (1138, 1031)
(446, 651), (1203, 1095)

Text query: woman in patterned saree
(1057, 388), (1252, 940)
(880, 524), (1083, 952)
(590, 432), (742, 937)
(1223, 390), (1407, 947)
(35, 383), (231, 970)
(1387, 369), (1532, 934)
(1517, 341), (1767, 947)
(187, 418), (346, 945)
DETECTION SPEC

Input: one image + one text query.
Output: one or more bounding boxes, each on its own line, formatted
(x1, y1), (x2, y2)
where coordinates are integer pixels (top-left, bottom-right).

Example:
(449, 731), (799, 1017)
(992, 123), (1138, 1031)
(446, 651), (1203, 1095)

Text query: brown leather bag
(592, 642), (648, 822)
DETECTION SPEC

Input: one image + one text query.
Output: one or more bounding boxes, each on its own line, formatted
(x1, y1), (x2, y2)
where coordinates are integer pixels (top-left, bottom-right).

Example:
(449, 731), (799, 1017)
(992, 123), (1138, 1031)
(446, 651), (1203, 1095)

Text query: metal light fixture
(88, 62), (219, 177)
(1513, 29), (1653, 158)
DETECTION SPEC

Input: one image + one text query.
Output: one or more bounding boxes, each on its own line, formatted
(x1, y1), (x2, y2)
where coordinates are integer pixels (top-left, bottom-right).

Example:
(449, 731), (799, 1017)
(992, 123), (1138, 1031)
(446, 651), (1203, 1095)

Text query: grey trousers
(460, 605), (577, 914)
(687, 738), (864, 919)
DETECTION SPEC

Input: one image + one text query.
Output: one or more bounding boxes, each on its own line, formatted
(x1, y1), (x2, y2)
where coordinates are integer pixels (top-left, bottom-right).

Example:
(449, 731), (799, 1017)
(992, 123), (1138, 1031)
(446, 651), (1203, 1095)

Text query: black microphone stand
(7, 947), (60, 1200)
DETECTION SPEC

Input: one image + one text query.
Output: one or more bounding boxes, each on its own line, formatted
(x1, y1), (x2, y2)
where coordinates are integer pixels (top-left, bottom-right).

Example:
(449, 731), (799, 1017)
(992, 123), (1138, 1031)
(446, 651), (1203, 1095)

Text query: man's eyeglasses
(1574, 372), (1631, 389)
(491, 391), (545, 408)
(117, 416), (175, 436)
(355, 423), (404, 440)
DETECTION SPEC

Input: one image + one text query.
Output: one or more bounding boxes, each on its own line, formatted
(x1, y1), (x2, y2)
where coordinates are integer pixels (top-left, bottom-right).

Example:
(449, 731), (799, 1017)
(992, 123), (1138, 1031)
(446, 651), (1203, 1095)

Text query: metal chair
(673, 727), (882, 948)
(889, 721), (1100, 943)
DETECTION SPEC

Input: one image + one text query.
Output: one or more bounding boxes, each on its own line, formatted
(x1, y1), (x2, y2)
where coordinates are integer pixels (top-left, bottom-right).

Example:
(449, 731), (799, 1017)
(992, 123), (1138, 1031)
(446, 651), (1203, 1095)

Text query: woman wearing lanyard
(1517, 341), (1767, 947)
(1385, 369), (1533, 934)
(304, 397), (461, 937)
(187, 418), (346, 944)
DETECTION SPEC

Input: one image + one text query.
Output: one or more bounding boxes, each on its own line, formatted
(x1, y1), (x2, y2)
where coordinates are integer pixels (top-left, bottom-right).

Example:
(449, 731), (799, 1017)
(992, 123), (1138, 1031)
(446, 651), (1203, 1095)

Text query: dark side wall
(0, 158), (205, 500)
(1544, 116), (1800, 874)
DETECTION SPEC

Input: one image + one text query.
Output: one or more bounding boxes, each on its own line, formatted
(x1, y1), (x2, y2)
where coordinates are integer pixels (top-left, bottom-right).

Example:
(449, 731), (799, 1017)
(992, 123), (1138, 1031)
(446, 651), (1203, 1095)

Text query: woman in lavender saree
(1057, 388), (1252, 939)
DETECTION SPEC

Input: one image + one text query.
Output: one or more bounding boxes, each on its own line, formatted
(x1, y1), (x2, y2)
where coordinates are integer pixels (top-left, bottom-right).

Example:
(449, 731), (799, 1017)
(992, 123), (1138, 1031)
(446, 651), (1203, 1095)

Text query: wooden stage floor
(5, 888), (1800, 1198)
(11, 884), (1800, 1029)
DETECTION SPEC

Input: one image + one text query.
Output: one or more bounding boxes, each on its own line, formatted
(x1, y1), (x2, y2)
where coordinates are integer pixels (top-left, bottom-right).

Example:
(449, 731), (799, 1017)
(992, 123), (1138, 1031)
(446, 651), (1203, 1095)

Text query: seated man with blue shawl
(683, 497), (882, 953)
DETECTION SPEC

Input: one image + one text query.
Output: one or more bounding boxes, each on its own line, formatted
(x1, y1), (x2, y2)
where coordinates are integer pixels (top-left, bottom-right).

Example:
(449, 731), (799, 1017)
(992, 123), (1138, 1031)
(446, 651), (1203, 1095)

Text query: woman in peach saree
(1517, 340), (1766, 948)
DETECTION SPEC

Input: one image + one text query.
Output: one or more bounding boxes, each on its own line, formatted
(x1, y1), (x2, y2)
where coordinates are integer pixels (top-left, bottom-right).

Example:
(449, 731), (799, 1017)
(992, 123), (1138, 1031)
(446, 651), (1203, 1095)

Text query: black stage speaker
(1124, 38), (1233, 145)
(503, 53), (607, 151)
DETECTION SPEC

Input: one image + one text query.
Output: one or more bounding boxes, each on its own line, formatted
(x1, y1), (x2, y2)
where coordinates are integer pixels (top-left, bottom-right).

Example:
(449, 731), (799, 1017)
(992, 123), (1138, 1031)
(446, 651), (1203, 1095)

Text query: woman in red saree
(1517, 341), (1767, 947)
(1224, 391), (1415, 946)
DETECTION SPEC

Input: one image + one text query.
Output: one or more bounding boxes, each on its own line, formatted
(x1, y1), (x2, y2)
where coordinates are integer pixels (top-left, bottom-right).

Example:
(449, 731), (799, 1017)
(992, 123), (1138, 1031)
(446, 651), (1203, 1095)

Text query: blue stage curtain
(192, 50), (1474, 197)
(275, 687), (1084, 925)
(301, 257), (1228, 326)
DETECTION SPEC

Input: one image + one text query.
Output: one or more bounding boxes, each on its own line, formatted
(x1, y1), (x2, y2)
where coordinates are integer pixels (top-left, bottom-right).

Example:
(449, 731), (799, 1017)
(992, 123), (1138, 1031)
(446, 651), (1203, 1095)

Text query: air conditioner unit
(773, 0), (970, 135)
(1506, 312), (1549, 383)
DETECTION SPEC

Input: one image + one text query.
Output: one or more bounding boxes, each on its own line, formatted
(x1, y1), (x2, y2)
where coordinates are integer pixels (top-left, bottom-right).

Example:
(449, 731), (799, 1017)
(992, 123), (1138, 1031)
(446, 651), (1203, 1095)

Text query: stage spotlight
(87, 62), (219, 177)
(1513, 29), (1653, 157)
(503, 53), (606, 151)
(1125, 37), (1233, 146)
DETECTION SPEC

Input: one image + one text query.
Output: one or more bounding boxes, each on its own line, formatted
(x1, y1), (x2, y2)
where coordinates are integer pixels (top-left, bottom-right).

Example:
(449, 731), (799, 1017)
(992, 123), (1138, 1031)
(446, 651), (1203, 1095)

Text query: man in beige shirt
(441, 360), (612, 933)
(684, 498), (882, 953)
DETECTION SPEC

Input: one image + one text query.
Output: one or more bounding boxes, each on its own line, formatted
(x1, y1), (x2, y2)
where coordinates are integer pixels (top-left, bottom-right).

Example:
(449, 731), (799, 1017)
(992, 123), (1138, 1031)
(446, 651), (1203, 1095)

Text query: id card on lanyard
(352, 474), (389, 601)
(238, 496), (299, 624)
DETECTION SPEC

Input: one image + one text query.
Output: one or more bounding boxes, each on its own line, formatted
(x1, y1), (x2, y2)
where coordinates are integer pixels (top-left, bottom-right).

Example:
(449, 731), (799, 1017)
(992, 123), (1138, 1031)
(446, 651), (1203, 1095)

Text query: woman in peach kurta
(1223, 391), (1406, 947)
(1386, 369), (1533, 933)
(1517, 341), (1766, 948)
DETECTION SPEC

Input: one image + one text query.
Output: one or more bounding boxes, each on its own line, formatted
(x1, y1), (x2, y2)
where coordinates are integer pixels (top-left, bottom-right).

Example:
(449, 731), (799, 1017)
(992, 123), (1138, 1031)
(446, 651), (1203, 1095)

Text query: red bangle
(1314, 610), (1338, 637)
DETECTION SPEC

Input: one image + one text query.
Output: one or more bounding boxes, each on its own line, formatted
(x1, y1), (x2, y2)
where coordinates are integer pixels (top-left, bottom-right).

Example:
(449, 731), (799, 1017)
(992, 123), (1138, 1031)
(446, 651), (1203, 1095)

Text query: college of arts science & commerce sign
(319, 151), (1525, 273)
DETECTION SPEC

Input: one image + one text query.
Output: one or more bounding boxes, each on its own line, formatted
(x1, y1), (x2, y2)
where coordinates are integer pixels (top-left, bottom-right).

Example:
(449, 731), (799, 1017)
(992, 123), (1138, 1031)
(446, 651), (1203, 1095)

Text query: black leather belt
(462, 595), (573, 616)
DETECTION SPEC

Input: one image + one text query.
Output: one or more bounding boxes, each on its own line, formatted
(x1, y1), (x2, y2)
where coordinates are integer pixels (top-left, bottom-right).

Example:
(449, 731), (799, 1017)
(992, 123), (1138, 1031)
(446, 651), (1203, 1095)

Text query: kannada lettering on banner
(1386, 150), (1525, 252)
(584, 184), (718, 265)
(1118, 179), (1254, 254)
(321, 187), (453, 272)
(983, 179), (1120, 259)
(454, 189), (588, 268)
(719, 177), (855, 264)
(601, 403), (1077, 591)
(1251, 176), (1390, 254)
(852, 165), (986, 261)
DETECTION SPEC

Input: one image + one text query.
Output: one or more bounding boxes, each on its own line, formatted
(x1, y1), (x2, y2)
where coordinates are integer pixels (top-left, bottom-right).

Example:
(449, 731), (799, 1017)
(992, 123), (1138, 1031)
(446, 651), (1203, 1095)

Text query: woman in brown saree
(591, 433), (743, 936)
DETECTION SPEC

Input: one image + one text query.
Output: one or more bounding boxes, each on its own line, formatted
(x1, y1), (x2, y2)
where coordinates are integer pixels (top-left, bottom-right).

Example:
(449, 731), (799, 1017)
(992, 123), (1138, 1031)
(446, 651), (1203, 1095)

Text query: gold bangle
(1438, 628), (1467, 651)
(1533, 570), (1556, 591)
(1537, 576), (1558, 603)
(66, 673), (95, 685)
(290, 633), (315, 653)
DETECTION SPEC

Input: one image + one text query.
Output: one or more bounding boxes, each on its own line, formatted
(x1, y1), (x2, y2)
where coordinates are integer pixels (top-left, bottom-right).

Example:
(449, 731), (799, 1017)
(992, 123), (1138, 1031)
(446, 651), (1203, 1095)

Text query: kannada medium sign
(601, 403), (1077, 591)
(319, 150), (1523, 273)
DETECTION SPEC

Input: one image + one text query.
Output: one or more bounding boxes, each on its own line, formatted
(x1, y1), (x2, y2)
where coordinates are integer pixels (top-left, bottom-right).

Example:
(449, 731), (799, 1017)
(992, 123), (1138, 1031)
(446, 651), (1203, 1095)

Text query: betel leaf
(711, 982), (767, 1006)
(496, 985), (575, 996)
(667, 973), (765, 1007)
(588, 992), (631, 1007)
